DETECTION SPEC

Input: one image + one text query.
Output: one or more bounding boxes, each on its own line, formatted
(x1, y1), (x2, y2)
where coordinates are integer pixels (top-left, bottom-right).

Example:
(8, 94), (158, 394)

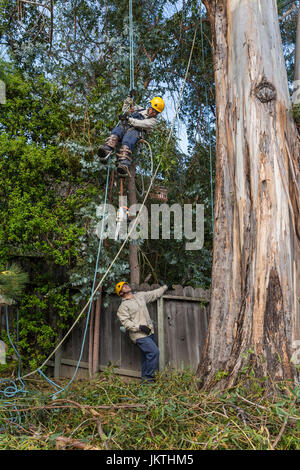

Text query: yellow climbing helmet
(115, 281), (127, 296)
(150, 96), (165, 113)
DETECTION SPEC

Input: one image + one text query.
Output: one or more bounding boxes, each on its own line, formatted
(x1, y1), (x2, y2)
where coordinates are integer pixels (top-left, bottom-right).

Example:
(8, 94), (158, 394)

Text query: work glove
(122, 96), (134, 113)
(167, 284), (176, 291)
(127, 117), (135, 126)
(119, 114), (129, 122)
(139, 325), (151, 335)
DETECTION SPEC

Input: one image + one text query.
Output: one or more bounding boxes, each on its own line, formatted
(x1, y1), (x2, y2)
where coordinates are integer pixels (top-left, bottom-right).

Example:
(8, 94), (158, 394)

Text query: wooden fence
(0, 285), (210, 379)
(49, 284), (210, 379)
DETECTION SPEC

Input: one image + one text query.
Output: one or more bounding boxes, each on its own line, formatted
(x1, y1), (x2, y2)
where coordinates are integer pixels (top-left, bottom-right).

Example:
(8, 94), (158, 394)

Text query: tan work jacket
(122, 98), (157, 131)
(117, 286), (168, 343)
(127, 108), (157, 131)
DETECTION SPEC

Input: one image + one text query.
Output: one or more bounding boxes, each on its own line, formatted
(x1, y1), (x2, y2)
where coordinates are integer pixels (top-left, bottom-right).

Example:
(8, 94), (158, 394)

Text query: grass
(0, 367), (299, 450)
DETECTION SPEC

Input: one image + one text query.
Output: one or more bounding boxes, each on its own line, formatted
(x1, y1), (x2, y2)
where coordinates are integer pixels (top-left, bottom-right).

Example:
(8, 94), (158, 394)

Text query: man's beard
(122, 285), (132, 296)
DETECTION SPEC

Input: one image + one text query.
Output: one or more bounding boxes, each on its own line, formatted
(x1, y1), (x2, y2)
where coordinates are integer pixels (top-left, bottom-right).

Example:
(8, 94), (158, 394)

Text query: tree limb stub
(254, 80), (277, 103)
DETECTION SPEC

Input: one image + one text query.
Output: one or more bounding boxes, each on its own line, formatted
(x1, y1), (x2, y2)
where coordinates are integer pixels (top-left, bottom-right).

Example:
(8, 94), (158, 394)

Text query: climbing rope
(0, 307), (25, 398)
(0, 306), (26, 430)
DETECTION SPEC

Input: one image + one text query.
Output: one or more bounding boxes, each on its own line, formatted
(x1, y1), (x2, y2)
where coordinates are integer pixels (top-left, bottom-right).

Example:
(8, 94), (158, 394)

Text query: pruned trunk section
(127, 162), (140, 288)
(199, 0), (300, 389)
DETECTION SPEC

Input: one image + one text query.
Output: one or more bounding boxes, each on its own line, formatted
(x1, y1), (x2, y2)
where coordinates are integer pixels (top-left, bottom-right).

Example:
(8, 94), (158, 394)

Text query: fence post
(157, 297), (165, 371)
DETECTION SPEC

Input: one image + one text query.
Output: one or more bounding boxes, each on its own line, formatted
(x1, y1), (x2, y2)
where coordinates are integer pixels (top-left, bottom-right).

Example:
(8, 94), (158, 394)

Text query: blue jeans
(111, 124), (140, 152)
(135, 334), (159, 382)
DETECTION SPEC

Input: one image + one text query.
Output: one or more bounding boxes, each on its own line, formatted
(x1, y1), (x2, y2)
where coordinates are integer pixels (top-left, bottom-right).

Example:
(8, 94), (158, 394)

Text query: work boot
(97, 134), (119, 161)
(141, 378), (155, 384)
(116, 145), (132, 177)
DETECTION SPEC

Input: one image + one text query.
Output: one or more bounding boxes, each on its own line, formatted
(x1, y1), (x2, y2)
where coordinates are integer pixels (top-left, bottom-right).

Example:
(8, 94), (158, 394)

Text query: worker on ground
(115, 281), (174, 383)
(98, 96), (165, 177)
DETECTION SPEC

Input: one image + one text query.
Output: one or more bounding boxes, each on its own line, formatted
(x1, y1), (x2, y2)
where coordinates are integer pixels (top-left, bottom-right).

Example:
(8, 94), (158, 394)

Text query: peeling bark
(198, 0), (300, 389)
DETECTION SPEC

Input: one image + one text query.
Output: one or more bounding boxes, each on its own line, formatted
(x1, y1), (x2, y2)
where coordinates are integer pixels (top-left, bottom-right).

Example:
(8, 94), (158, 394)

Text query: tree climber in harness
(97, 96), (165, 177)
(115, 281), (174, 383)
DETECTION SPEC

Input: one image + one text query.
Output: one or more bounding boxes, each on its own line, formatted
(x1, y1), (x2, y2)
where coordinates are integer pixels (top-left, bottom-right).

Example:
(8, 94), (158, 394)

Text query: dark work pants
(135, 334), (159, 382)
(111, 124), (140, 152)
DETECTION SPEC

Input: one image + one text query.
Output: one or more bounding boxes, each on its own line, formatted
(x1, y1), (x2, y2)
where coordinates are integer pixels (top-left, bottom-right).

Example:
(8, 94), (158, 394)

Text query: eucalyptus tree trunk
(198, 0), (300, 389)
